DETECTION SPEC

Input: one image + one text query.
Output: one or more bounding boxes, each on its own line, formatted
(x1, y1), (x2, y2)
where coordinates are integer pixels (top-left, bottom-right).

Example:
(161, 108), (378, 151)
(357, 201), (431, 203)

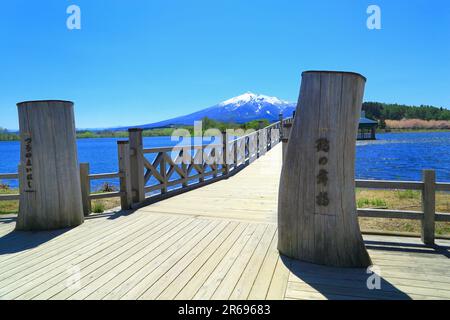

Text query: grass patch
(356, 189), (450, 235)
(91, 202), (106, 213)
(397, 189), (420, 200)
(357, 197), (387, 208)
(0, 187), (19, 215)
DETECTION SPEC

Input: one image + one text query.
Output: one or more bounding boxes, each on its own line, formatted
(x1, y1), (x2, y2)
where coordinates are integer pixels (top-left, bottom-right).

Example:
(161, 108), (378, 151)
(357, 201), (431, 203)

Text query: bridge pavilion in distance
(358, 111), (378, 140)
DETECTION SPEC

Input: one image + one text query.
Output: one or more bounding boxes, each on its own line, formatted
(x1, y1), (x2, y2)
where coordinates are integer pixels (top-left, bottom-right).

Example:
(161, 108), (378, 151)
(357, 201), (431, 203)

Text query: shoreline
(379, 129), (450, 134)
(0, 128), (449, 142)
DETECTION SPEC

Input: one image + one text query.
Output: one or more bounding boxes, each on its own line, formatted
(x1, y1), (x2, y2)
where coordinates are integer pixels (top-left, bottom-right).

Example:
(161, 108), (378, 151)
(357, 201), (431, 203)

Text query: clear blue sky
(0, 0), (449, 129)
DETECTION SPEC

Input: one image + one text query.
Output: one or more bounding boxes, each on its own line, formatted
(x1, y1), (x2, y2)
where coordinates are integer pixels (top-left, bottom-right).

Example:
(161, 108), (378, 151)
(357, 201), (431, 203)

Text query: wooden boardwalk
(0, 144), (449, 300)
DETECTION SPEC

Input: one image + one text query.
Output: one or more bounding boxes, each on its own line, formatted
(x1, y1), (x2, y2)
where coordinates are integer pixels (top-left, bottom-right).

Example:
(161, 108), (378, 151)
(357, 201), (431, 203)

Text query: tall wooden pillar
(278, 71), (372, 267)
(16, 100), (84, 231)
(128, 128), (145, 204)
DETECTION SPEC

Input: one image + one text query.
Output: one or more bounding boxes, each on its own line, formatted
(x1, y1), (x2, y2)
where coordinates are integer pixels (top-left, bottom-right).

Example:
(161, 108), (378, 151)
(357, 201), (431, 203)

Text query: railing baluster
(181, 149), (188, 188)
(222, 131), (230, 176)
(118, 141), (132, 210)
(422, 169), (436, 245)
(161, 152), (168, 194)
(79, 163), (91, 216)
(234, 138), (239, 170)
(129, 128), (145, 204)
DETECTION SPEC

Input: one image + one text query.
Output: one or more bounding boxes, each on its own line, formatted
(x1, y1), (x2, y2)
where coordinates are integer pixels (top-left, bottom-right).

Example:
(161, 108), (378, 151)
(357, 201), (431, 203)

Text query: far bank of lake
(0, 132), (449, 189)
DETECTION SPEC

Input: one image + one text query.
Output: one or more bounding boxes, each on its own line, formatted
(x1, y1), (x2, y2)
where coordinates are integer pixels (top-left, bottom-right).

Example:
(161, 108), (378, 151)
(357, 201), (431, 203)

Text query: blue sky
(0, 0), (449, 129)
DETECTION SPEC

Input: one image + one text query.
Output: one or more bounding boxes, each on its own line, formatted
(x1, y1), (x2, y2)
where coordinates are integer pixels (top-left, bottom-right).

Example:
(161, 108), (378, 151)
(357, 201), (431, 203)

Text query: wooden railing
(79, 141), (131, 216)
(75, 119), (284, 216)
(127, 121), (283, 207)
(0, 173), (20, 201)
(356, 172), (450, 245)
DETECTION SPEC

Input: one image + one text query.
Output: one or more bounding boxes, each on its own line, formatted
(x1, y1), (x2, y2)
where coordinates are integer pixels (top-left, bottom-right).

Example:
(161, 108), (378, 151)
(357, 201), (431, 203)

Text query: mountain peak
(219, 92), (289, 107)
(125, 92), (296, 130)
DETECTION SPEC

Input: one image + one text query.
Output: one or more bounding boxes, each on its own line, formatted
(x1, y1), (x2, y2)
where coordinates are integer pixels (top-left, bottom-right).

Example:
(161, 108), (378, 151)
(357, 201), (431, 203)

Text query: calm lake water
(0, 132), (449, 189)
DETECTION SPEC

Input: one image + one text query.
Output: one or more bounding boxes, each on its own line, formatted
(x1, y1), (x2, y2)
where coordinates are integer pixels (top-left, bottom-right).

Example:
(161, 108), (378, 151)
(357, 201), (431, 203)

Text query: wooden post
(16, 100), (84, 230)
(117, 141), (132, 210)
(421, 170), (436, 245)
(245, 136), (250, 165)
(181, 149), (188, 188)
(259, 129), (266, 157)
(278, 71), (372, 267)
(128, 129), (145, 204)
(256, 128), (260, 158)
(222, 131), (230, 175)
(161, 154), (168, 194)
(209, 148), (215, 179)
(199, 147), (205, 183)
(279, 113), (284, 140)
(281, 138), (289, 163)
(234, 139), (239, 170)
(79, 163), (91, 216)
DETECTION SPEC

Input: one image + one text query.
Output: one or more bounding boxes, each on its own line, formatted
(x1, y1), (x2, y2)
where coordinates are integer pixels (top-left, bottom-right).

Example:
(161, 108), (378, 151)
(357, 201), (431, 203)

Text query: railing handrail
(0, 173), (19, 180)
(356, 179), (450, 191)
(141, 119), (287, 153)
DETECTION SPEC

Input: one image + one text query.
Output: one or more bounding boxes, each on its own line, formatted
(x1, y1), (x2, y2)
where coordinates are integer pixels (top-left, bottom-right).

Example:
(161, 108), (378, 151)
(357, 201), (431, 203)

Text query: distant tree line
(362, 102), (450, 122)
(0, 128), (18, 141)
(0, 117), (271, 141)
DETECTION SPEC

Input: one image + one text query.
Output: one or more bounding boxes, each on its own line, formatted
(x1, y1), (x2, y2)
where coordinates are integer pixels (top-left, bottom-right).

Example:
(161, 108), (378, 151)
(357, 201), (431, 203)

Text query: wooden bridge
(0, 119), (450, 300)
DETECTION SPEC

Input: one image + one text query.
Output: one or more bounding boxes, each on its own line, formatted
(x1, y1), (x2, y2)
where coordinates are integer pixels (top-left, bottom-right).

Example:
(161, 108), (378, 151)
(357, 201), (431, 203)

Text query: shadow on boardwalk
(0, 209), (137, 255)
(365, 239), (450, 258)
(0, 228), (69, 255)
(283, 255), (412, 300)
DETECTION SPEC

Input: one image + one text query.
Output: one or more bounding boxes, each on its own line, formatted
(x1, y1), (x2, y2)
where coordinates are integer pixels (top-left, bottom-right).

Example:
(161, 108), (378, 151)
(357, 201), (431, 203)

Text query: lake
(0, 132), (449, 189)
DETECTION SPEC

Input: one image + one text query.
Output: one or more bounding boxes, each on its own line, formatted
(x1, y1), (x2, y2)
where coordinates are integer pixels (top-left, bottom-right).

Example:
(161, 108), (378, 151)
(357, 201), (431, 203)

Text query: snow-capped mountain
(128, 92), (296, 129)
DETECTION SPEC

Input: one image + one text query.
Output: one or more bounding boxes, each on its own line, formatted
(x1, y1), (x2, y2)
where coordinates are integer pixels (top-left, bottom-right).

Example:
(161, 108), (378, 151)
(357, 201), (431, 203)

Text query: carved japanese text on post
(23, 134), (34, 192)
(316, 137), (330, 207)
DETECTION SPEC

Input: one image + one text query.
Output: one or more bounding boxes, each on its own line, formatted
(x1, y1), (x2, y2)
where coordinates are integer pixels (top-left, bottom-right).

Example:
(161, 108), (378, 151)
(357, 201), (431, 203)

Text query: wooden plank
(89, 191), (123, 200)
(9, 217), (181, 300)
(0, 173), (18, 180)
(138, 220), (231, 300)
(286, 280), (450, 300)
(89, 172), (120, 180)
(436, 182), (450, 191)
(193, 224), (258, 299)
(55, 218), (202, 300)
(40, 217), (193, 300)
(0, 214), (172, 298)
(247, 229), (280, 300)
(0, 210), (159, 278)
(211, 224), (268, 299)
(157, 222), (240, 300)
(358, 209), (422, 220)
(105, 220), (209, 300)
(229, 225), (277, 300)
(122, 220), (219, 300)
(0, 194), (20, 201)
(266, 255), (291, 300)
(356, 180), (423, 190)
(174, 223), (249, 300)
(435, 212), (450, 222)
